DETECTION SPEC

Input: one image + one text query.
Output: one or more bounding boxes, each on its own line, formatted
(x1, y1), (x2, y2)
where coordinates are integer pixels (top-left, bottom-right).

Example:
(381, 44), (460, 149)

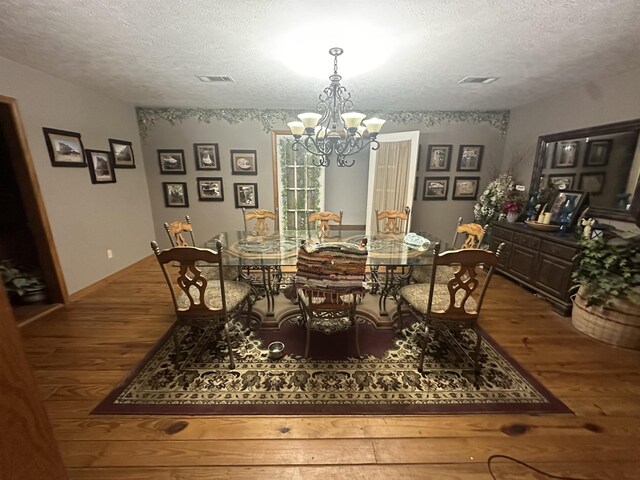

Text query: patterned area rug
(94, 318), (570, 415)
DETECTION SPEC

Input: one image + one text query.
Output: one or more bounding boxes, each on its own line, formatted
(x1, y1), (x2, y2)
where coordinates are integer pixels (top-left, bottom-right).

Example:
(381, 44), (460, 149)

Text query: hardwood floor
(20, 257), (640, 479)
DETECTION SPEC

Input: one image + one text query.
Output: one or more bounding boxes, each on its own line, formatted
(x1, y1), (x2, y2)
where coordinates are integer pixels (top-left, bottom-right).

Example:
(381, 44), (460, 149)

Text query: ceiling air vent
(457, 76), (500, 84)
(196, 75), (235, 83)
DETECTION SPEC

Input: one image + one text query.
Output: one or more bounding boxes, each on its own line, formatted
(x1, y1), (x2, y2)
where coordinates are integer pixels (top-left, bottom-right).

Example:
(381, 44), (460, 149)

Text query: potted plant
(571, 229), (640, 349)
(0, 259), (48, 305)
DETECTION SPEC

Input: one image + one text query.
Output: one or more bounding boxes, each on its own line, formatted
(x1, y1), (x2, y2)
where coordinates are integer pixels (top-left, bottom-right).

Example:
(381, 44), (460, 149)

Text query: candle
(543, 212), (552, 224)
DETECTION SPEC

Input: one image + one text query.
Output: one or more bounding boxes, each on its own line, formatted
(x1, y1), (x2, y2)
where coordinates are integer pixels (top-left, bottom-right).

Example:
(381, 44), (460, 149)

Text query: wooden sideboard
(489, 221), (580, 315)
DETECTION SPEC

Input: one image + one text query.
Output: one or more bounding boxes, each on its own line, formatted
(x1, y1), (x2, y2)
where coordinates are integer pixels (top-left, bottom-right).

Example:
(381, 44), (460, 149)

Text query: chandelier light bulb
(341, 112), (367, 131)
(288, 121), (305, 137)
(363, 117), (386, 134)
(298, 112), (322, 130)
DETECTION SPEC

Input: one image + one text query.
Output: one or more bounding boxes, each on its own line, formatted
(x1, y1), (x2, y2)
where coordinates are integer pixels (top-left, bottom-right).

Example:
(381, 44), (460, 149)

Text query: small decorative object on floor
(267, 341), (285, 360)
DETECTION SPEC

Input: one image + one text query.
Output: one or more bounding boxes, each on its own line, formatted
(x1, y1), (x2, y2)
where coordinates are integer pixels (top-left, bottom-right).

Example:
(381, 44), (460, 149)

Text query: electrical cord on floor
(487, 455), (601, 480)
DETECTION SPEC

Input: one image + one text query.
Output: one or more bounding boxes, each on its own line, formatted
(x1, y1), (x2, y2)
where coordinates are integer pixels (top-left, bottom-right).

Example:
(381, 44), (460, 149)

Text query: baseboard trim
(69, 254), (154, 302)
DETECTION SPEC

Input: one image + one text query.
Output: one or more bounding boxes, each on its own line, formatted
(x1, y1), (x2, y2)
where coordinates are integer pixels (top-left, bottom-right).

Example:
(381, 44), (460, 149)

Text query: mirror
(531, 118), (640, 226)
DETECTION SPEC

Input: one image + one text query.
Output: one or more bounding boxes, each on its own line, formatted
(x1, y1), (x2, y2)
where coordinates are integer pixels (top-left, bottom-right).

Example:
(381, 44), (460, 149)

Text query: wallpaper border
(136, 107), (510, 138)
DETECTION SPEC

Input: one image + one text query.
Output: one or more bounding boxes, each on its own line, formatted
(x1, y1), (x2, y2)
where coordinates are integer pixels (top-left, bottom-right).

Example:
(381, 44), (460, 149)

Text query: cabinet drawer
(491, 225), (513, 241)
(513, 232), (541, 250)
(540, 240), (578, 262)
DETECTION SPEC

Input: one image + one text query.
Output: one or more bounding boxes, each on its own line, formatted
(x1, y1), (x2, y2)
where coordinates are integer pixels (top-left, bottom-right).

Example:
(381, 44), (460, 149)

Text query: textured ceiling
(1, 0), (639, 110)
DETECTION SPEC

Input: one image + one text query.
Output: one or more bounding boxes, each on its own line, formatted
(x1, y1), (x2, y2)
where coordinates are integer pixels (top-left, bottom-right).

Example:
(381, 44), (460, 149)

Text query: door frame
(365, 131), (421, 232)
(0, 95), (68, 305)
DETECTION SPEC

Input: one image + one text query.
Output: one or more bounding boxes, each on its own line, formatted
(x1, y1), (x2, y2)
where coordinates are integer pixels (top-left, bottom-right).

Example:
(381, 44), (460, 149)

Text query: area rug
(93, 318), (571, 415)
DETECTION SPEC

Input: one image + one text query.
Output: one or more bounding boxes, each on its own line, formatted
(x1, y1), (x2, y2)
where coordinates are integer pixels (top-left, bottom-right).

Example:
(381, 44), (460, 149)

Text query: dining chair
(164, 215), (195, 247)
(151, 241), (254, 370)
(411, 217), (489, 284)
(295, 239), (368, 357)
(240, 207), (282, 297)
(307, 210), (343, 239)
(396, 242), (504, 379)
(375, 206), (411, 235)
(242, 207), (279, 236)
(164, 215), (239, 281)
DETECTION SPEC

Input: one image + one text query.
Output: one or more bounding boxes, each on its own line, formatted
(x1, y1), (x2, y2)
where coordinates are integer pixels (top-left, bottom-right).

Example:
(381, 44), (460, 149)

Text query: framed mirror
(531, 118), (640, 226)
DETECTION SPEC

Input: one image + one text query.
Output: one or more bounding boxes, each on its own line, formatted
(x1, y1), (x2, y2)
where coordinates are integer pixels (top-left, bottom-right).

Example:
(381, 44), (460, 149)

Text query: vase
(506, 212), (518, 223)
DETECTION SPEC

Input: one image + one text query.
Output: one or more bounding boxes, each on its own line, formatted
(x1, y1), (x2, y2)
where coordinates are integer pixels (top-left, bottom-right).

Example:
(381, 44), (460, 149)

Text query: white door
(365, 131), (420, 232)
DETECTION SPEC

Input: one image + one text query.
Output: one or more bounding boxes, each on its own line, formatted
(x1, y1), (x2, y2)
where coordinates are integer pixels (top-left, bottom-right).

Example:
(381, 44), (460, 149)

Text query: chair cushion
(411, 265), (456, 284)
(177, 279), (251, 311)
(399, 283), (477, 315)
(200, 266), (240, 282)
(309, 316), (353, 333)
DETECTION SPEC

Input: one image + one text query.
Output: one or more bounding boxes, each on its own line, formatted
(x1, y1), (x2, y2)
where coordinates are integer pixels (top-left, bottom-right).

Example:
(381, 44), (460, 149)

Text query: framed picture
(548, 189), (586, 225)
(548, 173), (575, 190)
(457, 145), (483, 172)
(197, 177), (224, 201)
(42, 127), (86, 167)
(552, 141), (579, 168)
(194, 143), (220, 170)
(234, 182), (258, 208)
(108, 138), (135, 168)
(452, 176), (480, 200)
(544, 142), (556, 168)
(231, 150), (258, 175)
(584, 139), (611, 167)
(158, 149), (186, 174)
(426, 144), (452, 171)
(423, 177), (449, 200)
(85, 149), (116, 184)
(162, 182), (189, 208)
(579, 172), (606, 195)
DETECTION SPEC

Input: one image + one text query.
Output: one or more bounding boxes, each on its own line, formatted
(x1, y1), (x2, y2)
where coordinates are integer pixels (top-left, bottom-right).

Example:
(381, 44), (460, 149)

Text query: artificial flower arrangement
(474, 172), (525, 225)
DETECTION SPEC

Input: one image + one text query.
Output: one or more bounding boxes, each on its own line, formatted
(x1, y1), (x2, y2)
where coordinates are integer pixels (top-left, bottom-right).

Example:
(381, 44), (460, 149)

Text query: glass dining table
(203, 229), (441, 322)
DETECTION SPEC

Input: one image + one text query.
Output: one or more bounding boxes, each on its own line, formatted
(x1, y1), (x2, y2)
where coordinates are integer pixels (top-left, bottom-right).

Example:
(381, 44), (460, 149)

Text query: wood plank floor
(20, 257), (640, 479)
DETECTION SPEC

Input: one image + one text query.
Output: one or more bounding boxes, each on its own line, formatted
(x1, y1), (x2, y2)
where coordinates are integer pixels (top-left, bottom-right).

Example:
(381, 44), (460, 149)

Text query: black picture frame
(423, 177), (449, 200)
(158, 149), (186, 174)
(194, 143), (220, 170)
(42, 127), (86, 167)
(162, 182), (189, 208)
(552, 141), (579, 168)
(579, 172), (606, 195)
(456, 145), (483, 172)
(548, 189), (587, 226)
(234, 182), (258, 208)
(85, 149), (116, 184)
(231, 150), (258, 175)
(452, 176), (480, 200)
(197, 177), (224, 201)
(584, 139), (611, 167)
(108, 138), (135, 169)
(548, 173), (575, 190)
(426, 144), (452, 171)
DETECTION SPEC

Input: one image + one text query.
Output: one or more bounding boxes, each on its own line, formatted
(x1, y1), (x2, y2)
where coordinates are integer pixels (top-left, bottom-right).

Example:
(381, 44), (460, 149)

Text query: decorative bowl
(525, 220), (560, 232)
(267, 341), (285, 360)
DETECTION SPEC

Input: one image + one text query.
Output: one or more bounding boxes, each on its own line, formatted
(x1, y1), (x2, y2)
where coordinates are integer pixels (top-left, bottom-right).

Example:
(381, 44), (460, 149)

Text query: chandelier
(287, 47), (386, 167)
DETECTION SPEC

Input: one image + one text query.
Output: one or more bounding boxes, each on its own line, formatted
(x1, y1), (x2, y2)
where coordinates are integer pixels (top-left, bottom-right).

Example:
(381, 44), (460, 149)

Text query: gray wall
(142, 116), (506, 248)
(0, 56), (155, 294)
(502, 67), (640, 230)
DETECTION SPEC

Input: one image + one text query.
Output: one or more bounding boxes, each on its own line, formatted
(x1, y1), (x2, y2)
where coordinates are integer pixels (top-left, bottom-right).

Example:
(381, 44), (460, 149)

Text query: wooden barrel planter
(572, 285), (640, 350)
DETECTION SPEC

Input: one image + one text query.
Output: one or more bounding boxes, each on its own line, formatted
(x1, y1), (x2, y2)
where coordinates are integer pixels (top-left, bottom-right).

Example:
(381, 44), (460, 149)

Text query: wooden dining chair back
(150, 241), (253, 370)
(411, 217), (489, 284)
(451, 216), (488, 249)
(243, 208), (279, 236)
(376, 207), (411, 235)
(295, 240), (368, 357)
(397, 241), (504, 379)
(164, 215), (195, 247)
(307, 210), (343, 239)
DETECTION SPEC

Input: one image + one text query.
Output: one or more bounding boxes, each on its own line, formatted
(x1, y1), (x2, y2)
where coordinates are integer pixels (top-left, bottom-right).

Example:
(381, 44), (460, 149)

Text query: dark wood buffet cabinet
(489, 221), (581, 315)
